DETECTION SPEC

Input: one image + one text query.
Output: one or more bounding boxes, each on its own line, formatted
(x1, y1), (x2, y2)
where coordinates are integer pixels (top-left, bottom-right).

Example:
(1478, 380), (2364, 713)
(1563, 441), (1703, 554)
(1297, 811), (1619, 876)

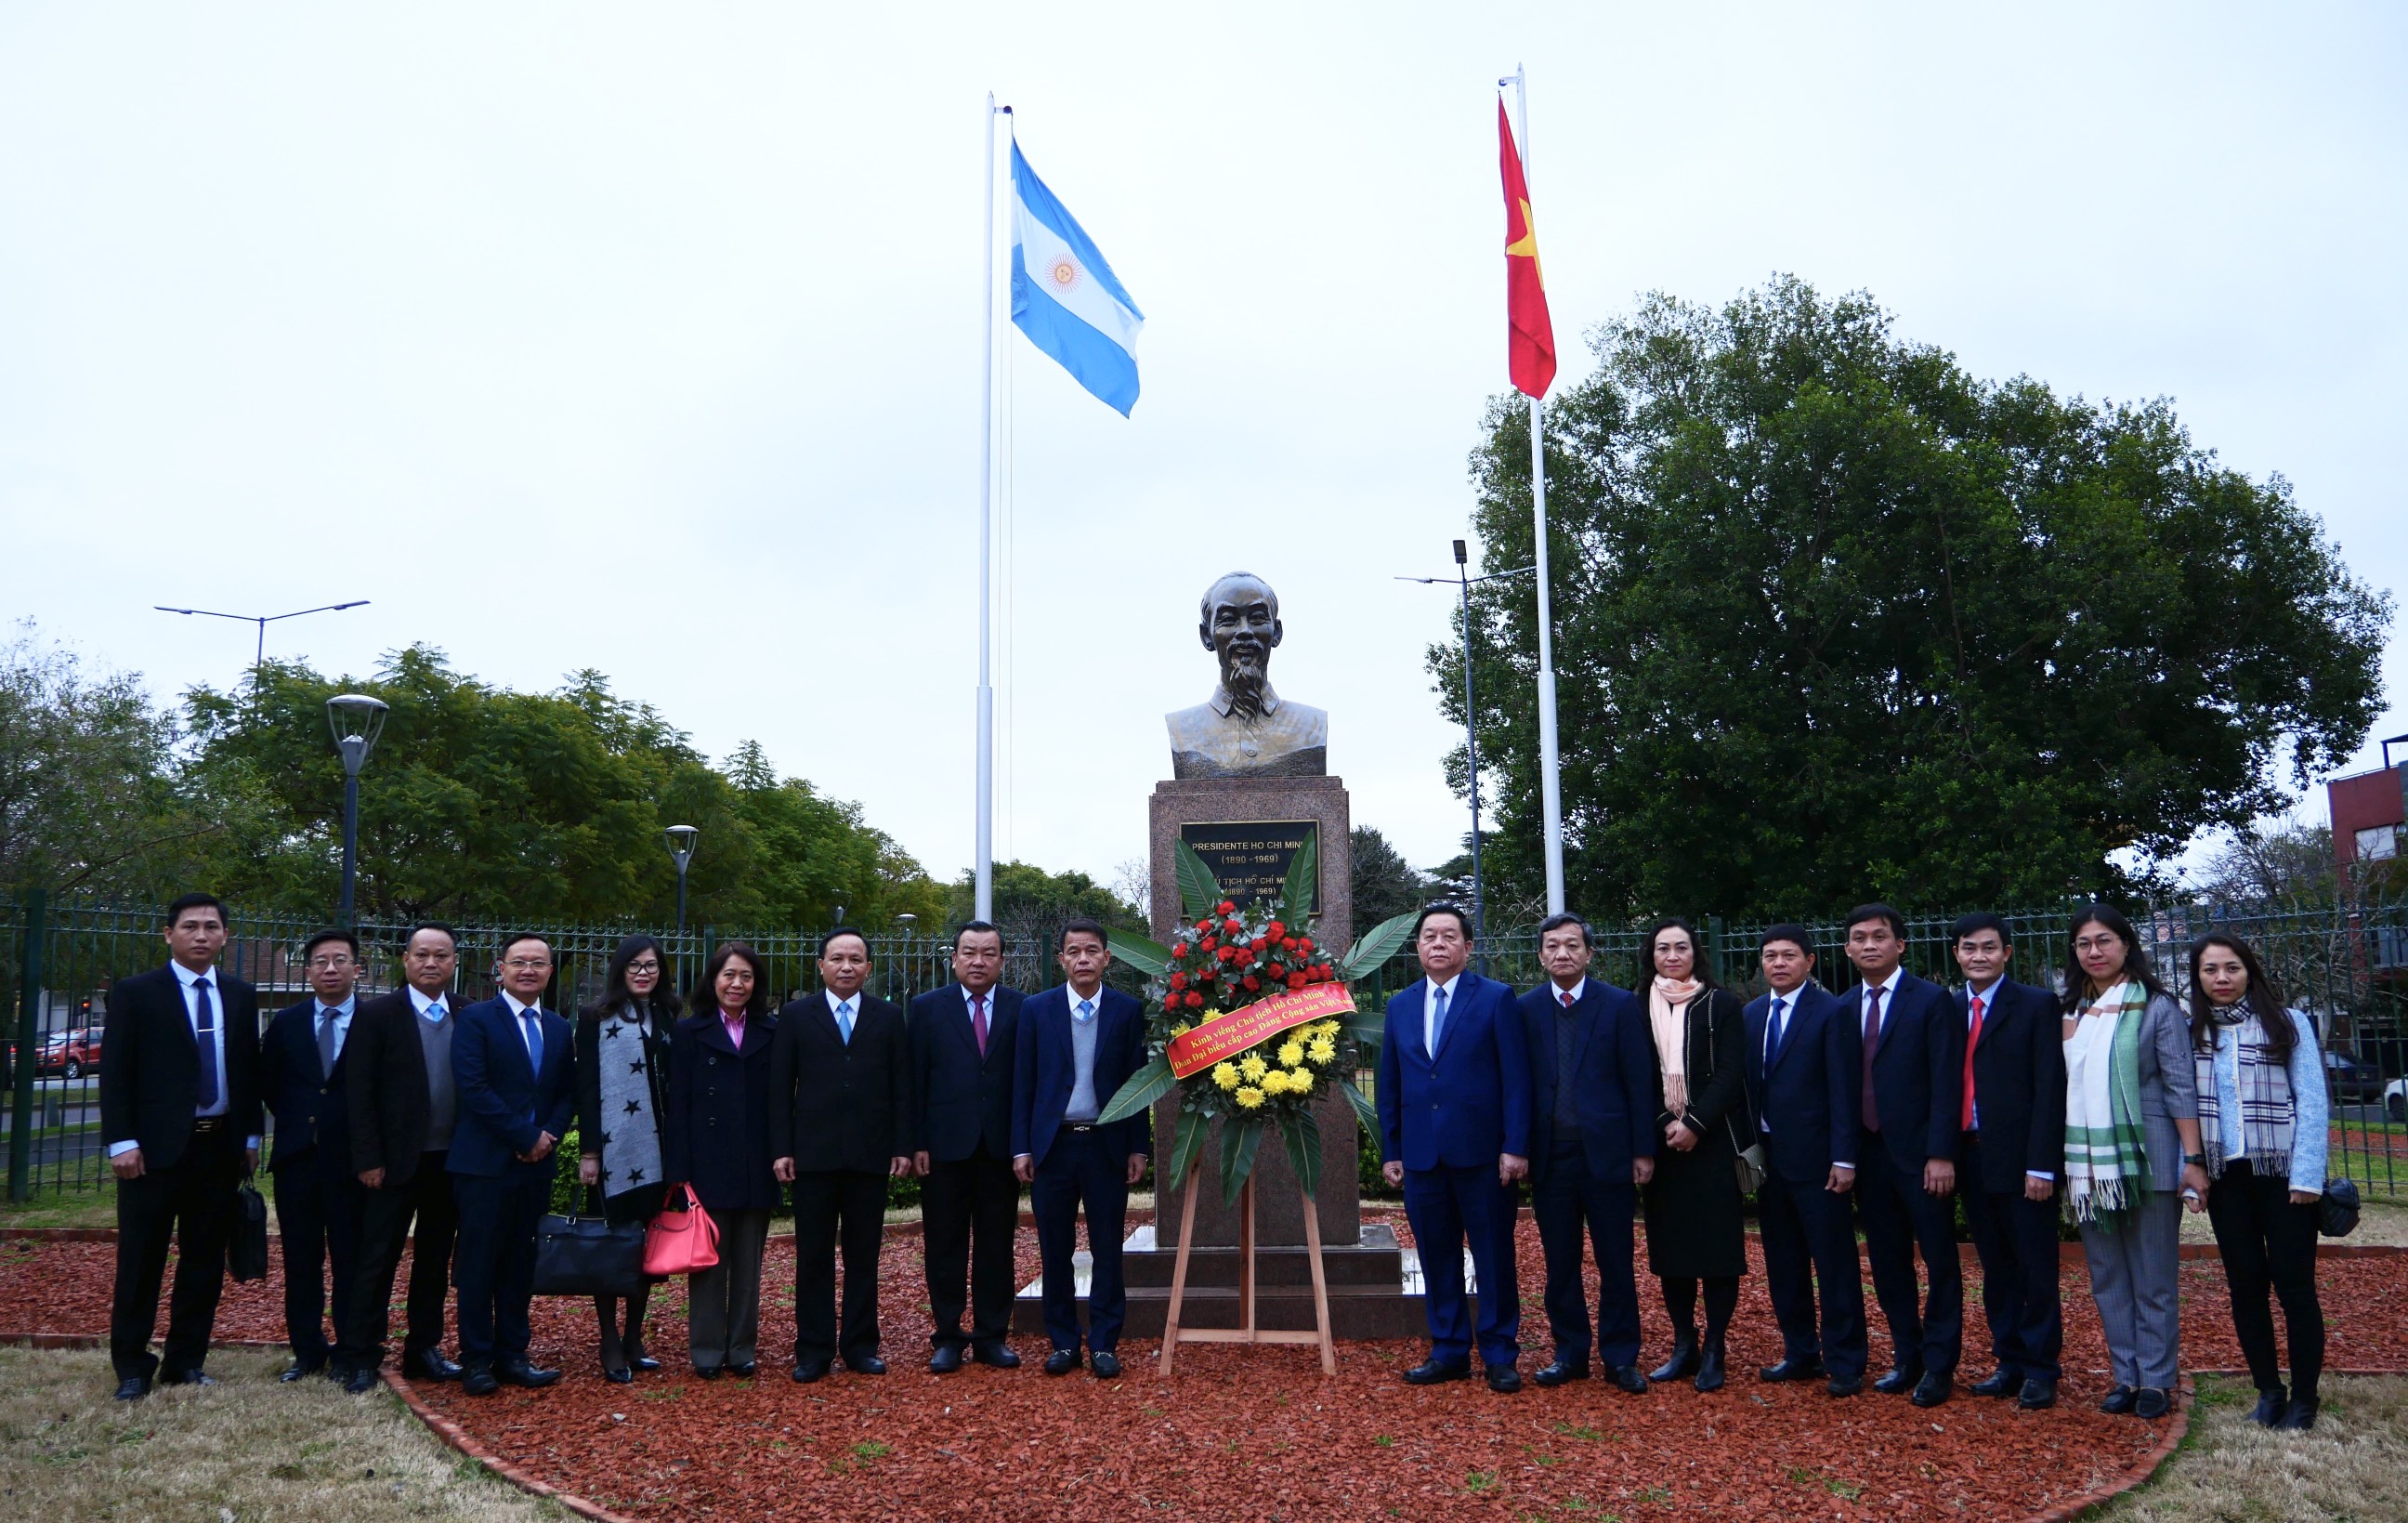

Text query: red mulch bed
(7, 1214), (2404, 1522)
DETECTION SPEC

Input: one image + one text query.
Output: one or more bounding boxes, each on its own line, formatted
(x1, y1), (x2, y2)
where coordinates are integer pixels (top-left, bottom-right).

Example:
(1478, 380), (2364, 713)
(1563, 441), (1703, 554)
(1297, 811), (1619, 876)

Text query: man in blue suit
(1379, 902), (1532, 1392)
(449, 932), (576, 1397)
(1743, 925), (1868, 1397)
(911, 920), (1026, 1374)
(1949, 912), (2066, 1411)
(260, 928), (367, 1384)
(1518, 912), (1656, 1393)
(1013, 918), (1151, 1380)
(1842, 902), (1965, 1408)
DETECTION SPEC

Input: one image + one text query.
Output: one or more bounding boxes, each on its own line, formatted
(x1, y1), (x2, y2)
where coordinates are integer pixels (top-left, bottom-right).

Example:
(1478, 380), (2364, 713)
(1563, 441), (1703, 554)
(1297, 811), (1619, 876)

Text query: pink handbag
(643, 1185), (721, 1275)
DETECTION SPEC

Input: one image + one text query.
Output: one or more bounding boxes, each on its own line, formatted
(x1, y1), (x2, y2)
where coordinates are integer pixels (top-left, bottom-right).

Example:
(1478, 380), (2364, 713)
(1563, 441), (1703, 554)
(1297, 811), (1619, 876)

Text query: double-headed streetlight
(1398, 540), (1537, 973)
(156, 601), (370, 685)
(665, 825), (700, 932)
(325, 694), (391, 926)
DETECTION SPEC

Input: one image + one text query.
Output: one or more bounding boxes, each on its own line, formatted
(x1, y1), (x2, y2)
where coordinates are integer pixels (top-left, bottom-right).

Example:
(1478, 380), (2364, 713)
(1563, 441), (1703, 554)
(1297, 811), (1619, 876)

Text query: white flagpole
(1504, 63), (1566, 914)
(975, 96), (1003, 922)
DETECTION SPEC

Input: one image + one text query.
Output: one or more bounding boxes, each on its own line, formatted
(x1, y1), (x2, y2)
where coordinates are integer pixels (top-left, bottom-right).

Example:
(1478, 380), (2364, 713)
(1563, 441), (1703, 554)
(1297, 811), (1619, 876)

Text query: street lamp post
(664, 825), (700, 932)
(325, 695), (391, 927)
(157, 601), (370, 687)
(1398, 541), (1537, 974)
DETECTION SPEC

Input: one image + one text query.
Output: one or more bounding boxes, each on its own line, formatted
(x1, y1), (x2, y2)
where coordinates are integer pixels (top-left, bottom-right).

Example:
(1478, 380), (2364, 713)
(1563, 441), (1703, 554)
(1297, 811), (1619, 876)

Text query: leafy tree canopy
(1439, 277), (2392, 922)
(942, 860), (1145, 962)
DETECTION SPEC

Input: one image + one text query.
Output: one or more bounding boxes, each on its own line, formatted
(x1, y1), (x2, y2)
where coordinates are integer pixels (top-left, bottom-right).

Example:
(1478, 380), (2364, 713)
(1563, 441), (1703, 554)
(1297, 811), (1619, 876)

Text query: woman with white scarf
(576, 935), (678, 1383)
(1634, 918), (1752, 1392)
(2188, 933), (2327, 1430)
(2060, 904), (2206, 1423)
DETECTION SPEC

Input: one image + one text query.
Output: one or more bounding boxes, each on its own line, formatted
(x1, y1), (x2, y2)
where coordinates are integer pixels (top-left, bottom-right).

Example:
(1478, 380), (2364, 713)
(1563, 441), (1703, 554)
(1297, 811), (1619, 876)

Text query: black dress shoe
(1826, 1375), (1864, 1398)
(279, 1359), (327, 1385)
(1647, 1339), (1701, 1384)
(160, 1370), (220, 1387)
(1403, 1358), (1471, 1385)
(2276, 1396), (2318, 1431)
(695, 1365), (723, 1380)
(929, 1346), (965, 1374)
(2133, 1386), (2170, 1421)
(1532, 1359), (1588, 1387)
(1090, 1352), (1123, 1380)
(406, 1348), (463, 1383)
(1485, 1365), (1522, 1394)
(1874, 1365), (1922, 1395)
(845, 1355), (887, 1376)
(1043, 1348), (1082, 1376)
(2017, 1377), (2058, 1410)
(603, 1366), (634, 1385)
(972, 1343), (1021, 1370)
(2250, 1387), (2288, 1427)
(2099, 1384), (2136, 1414)
(460, 1365), (500, 1397)
(1910, 1372), (1951, 1408)
(1609, 1365), (1649, 1395)
(1694, 1341), (1727, 1393)
(345, 1367), (382, 1395)
(112, 1376), (150, 1402)
(495, 1359), (561, 1389)
(729, 1362), (757, 1380)
(790, 1361), (831, 1384)
(1969, 1368), (2021, 1398)
(631, 1354), (662, 1373)
(1760, 1355), (1825, 1384)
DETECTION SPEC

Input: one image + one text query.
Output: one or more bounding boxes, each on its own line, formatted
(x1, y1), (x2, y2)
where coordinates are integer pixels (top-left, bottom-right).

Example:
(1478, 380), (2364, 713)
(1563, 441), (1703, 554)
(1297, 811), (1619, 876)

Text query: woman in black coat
(576, 935), (677, 1383)
(1636, 916), (1752, 1391)
(664, 941), (781, 1379)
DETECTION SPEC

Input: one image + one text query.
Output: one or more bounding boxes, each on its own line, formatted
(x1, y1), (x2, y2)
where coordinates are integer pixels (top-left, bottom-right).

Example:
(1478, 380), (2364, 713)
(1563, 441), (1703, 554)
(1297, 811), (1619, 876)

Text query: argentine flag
(1011, 142), (1144, 416)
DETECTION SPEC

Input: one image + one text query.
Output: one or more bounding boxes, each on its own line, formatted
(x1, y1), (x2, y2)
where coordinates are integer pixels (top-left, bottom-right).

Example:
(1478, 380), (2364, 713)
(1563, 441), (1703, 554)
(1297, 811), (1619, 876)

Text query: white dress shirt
(1964, 976), (2054, 1184)
(314, 994), (357, 1065)
(1550, 978), (1588, 1007)
(408, 985), (450, 1021)
(501, 991), (547, 1062)
(1422, 974), (1463, 1056)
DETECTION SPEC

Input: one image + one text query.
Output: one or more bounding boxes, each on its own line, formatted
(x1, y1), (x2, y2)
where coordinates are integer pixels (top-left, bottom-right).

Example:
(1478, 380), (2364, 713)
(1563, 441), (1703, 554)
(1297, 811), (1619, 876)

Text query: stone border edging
(381, 1368), (638, 1523)
(2027, 1379), (2192, 1523)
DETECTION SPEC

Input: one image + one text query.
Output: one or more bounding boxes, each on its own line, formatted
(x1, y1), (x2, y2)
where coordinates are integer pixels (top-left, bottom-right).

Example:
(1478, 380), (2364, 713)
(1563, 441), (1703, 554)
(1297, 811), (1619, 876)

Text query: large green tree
(1440, 278), (2392, 921)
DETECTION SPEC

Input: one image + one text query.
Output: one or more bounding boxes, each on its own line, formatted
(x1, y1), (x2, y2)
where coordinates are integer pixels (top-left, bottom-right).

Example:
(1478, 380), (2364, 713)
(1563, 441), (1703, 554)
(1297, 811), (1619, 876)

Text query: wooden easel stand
(1158, 1167), (1337, 1378)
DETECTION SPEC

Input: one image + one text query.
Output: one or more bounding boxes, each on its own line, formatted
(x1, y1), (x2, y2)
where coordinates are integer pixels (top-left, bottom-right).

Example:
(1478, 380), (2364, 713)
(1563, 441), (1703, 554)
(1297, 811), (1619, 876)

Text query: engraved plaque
(1179, 820), (1320, 912)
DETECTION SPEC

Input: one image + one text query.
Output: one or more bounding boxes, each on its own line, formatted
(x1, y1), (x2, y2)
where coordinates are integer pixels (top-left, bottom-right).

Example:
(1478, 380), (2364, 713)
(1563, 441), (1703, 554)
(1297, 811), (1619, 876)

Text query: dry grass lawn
(2094, 1373), (2408, 1522)
(0, 1345), (563, 1522)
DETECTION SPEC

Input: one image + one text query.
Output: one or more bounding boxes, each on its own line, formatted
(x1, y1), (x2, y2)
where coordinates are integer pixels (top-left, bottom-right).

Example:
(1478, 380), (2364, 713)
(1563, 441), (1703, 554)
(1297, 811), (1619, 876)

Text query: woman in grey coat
(2059, 904), (2208, 1422)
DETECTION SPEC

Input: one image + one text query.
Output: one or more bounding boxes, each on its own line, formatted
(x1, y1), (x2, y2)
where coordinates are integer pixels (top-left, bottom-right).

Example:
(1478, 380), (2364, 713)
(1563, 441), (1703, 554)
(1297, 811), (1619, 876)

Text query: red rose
(1236, 949), (1255, 967)
(1242, 975), (1260, 992)
(1170, 972), (1187, 990)
(1296, 936), (1313, 952)
(1279, 936), (1298, 952)
(1217, 899), (1236, 912)
(1266, 920), (1285, 938)
(1186, 991), (1204, 1008)
(1223, 917), (1241, 936)
(1200, 936), (1217, 952)
(1286, 973), (1307, 991)
(1217, 946), (1237, 963)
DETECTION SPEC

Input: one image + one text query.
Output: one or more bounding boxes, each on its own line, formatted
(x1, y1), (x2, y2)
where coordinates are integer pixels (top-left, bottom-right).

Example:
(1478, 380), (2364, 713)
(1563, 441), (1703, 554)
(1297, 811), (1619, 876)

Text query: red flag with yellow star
(1498, 99), (1555, 399)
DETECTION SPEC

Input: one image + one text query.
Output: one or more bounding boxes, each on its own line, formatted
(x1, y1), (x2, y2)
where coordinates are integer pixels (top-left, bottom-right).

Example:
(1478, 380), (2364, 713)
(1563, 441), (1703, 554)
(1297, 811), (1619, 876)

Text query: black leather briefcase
(532, 1210), (648, 1297)
(229, 1182), (270, 1282)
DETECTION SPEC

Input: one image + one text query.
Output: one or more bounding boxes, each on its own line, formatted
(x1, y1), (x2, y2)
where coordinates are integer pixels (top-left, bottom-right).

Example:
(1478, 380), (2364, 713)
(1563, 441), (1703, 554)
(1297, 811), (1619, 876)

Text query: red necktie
(1860, 987), (1884, 1131)
(1962, 994), (1985, 1132)
(971, 993), (988, 1057)
(1560, 989), (1575, 1010)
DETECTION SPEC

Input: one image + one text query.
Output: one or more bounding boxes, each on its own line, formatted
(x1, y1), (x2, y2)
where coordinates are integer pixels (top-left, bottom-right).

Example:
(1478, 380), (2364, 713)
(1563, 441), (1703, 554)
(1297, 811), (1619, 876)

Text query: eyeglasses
(502, 957), (553, 971)
(307, 956), (357, 971)
(625, 960), (661, 974)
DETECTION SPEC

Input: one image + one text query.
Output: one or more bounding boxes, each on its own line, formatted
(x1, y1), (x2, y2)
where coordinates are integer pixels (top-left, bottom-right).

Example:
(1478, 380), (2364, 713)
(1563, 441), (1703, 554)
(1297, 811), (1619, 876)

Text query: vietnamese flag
(1498, 99), (1556, 399)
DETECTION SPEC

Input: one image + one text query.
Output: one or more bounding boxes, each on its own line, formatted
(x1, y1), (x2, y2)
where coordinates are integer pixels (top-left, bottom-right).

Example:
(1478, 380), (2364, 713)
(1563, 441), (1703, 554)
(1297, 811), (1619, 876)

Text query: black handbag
(533, 1194), (648, 1296)
(229, 1181), (270, 1282)
(2320, 1175), (2362, 1239)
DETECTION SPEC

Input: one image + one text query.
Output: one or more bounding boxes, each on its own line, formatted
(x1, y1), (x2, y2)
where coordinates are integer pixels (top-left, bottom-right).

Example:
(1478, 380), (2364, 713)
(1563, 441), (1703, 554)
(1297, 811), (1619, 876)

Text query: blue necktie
(1430, 984), (1450, 1054)
(192, 977), (220, 1110)
(835, 1000), (855, 1044)
(1767, 995), (1787, 1063)
(1076, 998), (1095, 1025)
(520, 1007), (543, 1070)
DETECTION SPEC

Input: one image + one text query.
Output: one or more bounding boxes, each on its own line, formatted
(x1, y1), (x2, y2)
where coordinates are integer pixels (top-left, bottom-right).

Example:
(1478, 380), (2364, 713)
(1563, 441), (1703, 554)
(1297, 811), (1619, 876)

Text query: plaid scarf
(2195, 1007), (2297, 1180)
(2063, 981), (2150, 1225)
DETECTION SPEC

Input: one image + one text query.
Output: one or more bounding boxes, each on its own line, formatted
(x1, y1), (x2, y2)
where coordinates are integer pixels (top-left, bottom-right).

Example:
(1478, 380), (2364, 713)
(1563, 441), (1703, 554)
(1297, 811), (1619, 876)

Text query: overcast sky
(4, 4), (2401, 894)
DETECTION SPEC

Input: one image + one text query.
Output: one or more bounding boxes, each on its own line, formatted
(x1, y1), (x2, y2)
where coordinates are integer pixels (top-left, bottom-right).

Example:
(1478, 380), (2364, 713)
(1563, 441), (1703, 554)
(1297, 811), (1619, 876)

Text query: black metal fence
(9, 882), (2405, 1200)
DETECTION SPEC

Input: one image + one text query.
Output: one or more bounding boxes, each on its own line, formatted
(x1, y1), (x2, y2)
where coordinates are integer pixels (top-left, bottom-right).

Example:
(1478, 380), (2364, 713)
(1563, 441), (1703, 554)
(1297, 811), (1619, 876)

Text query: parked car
(38, 1028), (101, 1080)
(2323, 1048), (2382, 1103)
(2386, 1077), (2406, 1123)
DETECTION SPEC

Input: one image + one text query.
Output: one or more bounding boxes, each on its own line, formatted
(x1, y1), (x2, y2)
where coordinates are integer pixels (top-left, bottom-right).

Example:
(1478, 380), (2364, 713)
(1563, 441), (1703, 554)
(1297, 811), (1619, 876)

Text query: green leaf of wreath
(1105, 928), (1173, 978)
(1339, 908), (1420, 982)
(1219, 1114), (1264, 1208)
(1341, 1076), (1380, 1139)
(1168, 1105), (1212, 1192)
(1174, 838), (1224, 922)
(1276, 825), (1318, 927)
(1276, 1103), (1321, 1202)
(1344, 1010), (1385, 1055)
(1098, 1055), (1175, 1126)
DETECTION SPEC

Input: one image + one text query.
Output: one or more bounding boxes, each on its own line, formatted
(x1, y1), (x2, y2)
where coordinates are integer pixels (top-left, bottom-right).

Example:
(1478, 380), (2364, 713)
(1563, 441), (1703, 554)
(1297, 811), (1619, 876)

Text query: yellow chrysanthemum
(1201, 1007), (1226, 1024)
(1315, 1020), (1342, 1038)
(1170, 1022), (1192, 1039)
(1307, 1036), (1337, 1063)
(1285, 1066), (1311, 1091)
(1212, 1062), (1241, 1091)
(1235, 1085), (1265, 1109)
(1277, 1041), (1305, 1067)
(1259, 1070), (1289, 1096)
(1238, 1055), (1268, 1082)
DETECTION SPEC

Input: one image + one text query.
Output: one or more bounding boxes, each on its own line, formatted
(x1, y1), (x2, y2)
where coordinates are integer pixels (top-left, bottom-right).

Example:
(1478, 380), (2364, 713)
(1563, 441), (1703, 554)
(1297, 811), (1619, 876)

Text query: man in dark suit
(1950, 912), (2067, 1411)
(339, 922), (466, 1393)
(910, 919), (1025, 1373)
(1842, 902), (1966, 1408)
(1743, 924), (1867, 1398)
(260, 927), (367, 1383)
(448, 932), (575, 1396)
(1012, 918), (1150, 1380)
(99, 892), (262, 1400)
(1518, 912), (1656, 1393)
(1379, 902), (1532, 1393)
(770, 927), (914, 1382)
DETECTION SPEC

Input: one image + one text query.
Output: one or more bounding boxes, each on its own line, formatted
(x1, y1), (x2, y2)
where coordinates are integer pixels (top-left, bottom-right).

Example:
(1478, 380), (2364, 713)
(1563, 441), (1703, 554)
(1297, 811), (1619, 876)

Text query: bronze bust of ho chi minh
(1165, 571), (1328, 780)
